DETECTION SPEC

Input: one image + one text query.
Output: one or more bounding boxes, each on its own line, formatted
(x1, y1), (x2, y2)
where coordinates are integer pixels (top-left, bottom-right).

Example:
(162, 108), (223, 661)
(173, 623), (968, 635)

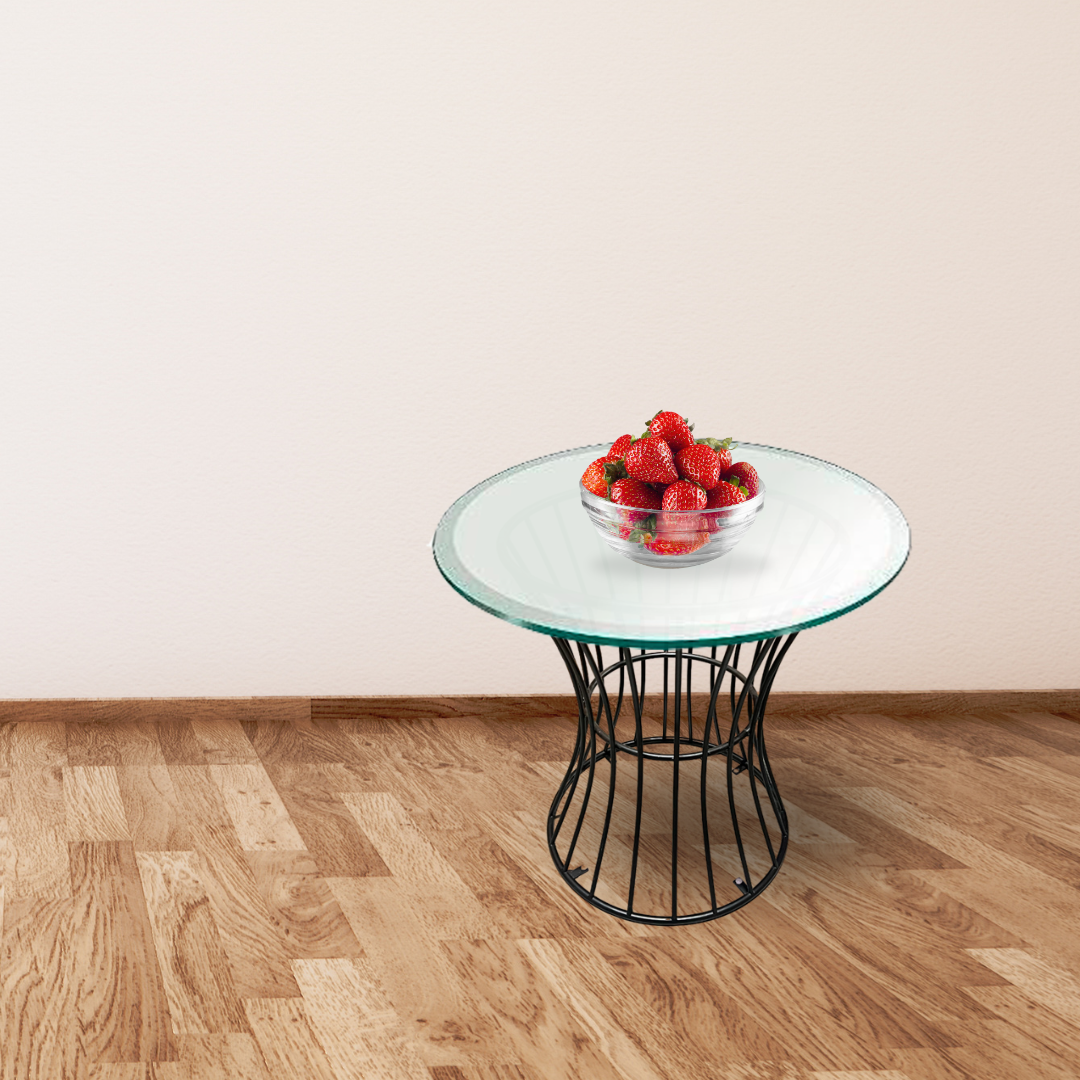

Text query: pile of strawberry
(581, 410), (761, 556)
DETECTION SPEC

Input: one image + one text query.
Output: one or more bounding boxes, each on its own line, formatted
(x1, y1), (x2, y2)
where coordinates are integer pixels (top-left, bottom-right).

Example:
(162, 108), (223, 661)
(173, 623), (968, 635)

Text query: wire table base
(547, 634), (798, 925)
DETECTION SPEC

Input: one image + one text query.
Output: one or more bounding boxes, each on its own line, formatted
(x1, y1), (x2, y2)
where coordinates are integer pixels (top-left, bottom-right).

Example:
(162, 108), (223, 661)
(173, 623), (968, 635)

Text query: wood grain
(207, 763), (306, 852)
(312, 691), (1080, 722)
(134, 850), (248, 1035)
(117, 765), (193, 851)
(1, 895), (80, 1079)
(9, 722), (71, 899)
(260, 761), (390, 878)
(0, 699), (1077, 1077)
(169, 765), (299, 999)
(292, 956), (432, 1080)
(328, 875), (511, 1066)
(244, 850), (362, 960)
(64, 766), (131, 842)
(242, 997), (338, 1080)
(69, 841), (176, 1063)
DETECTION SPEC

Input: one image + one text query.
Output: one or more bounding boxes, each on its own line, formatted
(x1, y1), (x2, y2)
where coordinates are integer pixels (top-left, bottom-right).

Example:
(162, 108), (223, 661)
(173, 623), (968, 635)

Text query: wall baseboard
(0, 691), (1076, 724)
(310, 691), (1080, 721)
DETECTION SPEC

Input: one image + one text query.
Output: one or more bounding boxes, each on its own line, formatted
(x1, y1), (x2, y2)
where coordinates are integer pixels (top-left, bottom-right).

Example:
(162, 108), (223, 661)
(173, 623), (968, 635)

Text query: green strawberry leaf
(695, 436), (738, 452)
(603, 460), (628, 483)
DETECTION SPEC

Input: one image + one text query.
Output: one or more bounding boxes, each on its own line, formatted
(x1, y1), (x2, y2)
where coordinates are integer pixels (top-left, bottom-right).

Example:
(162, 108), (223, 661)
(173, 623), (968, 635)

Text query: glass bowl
(580, 481), (765, 568)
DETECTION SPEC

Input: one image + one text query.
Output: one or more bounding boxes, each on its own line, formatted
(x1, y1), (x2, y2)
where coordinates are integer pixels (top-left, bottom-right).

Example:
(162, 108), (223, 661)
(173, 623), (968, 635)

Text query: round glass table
(433, 443), (909, 925)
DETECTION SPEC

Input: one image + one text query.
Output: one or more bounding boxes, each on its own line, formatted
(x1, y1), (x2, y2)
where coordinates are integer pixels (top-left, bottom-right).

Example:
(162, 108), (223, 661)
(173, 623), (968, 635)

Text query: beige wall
(2, 2), (1077, 695)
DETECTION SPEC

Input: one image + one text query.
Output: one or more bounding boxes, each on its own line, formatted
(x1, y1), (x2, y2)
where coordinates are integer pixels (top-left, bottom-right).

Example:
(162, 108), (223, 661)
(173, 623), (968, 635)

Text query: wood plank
(0, 699), (310, 726)
(590, 935), (792, 1067)
(661, 908), (954, 1073)
(9, 721), (71, 899)
(518, 936), (719, 1080)
(67, 721), (168, 767)
(440, 938), (626, 1080)
(134, 850), (248, 1035)
(243, 718), (369, 767)
(312, 692), (1080, 724)
(327, 875), (512, 1066)
(260, 762), (390, 878)
(749, 854), (1012, 1027)
(206, 763), (306, 853)
(961, 984), (1080, 1067)
(156, 722), (207, 767)
(189, 719), (261, 765)
(169, 766), (299, 999)
(966, 949), (1080, 1027)
(292, 956), (432, 1080)
(242, 997), (338, 1080)
(69, 841), (177, 1064)
(4, 694), (1079, 728)
(0, 895), (81, 1079)
(117, 766), (194, 851)
(176, 1033), (272, 1079)
(339, 792), (495, 939)
(88, 1065), (152, 1080)
(243, 851), (362, 960)
(64, 766), (131, 842)
(833, 787), (1080, 966)
(66, 723), (125, 767)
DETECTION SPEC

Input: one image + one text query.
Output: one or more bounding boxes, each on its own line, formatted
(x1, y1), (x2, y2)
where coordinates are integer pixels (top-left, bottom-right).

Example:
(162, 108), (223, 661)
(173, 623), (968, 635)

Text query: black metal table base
(548, 635), (797, 924)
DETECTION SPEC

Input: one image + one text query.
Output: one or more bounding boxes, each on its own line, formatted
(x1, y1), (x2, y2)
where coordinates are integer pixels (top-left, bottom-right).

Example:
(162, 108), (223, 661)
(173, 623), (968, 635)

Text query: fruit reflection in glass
(580, 481), (764, 567)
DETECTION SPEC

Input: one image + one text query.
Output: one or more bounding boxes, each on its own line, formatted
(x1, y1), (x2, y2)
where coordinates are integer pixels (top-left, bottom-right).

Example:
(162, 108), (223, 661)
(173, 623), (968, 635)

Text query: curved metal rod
(547, 634), (796, 924)
(622, 647), (646, 917)
(725, 639), (775, 892)
(699, 642), (736, 911)
(579, 644), (621, 901)
(581, 649), (759, 753)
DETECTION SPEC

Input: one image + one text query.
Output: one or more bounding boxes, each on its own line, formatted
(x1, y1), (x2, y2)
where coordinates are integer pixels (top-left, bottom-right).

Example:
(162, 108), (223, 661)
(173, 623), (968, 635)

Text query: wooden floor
(1, 697), (1080, 1079)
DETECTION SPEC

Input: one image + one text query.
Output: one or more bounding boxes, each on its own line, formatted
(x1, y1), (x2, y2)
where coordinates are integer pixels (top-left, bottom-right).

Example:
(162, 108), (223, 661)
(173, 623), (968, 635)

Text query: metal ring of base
(547, 635), (797, 925)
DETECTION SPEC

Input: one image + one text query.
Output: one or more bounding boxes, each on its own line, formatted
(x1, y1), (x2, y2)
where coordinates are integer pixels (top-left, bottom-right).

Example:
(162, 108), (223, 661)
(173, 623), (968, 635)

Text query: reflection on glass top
(433, 443), (910, 647)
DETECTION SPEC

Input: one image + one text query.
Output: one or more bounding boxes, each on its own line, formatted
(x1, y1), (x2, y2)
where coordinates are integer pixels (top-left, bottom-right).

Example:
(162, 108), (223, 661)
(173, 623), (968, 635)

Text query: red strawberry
(655, 481), (707, 544)
(580, 457), (627, 498)
(695, 436), (736, 474)
(606, 434), (633, 461)
(707, 480), (748, 508)
(661, 480), (707, 511)
(624, 437), (678, 485)
(674, 444), (721, 490)
(727, 461), (761, 498)
(620, 512), (657, 541)
(645, 411), (694, 453)
(703, 479), (749, 532)
(609, 478), (662, 511)
(645, 531), (709, 556)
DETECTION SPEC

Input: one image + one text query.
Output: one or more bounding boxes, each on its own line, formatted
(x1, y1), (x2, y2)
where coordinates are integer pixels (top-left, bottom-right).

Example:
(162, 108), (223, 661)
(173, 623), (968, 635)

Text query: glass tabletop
(433, 443), (910, 648)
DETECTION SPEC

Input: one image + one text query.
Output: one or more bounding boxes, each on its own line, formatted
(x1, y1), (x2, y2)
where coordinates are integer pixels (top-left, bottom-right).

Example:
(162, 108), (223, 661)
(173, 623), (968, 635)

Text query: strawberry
(674, 444), (721, 490)
(580, 457), (627, 498)
(645, 531), (709, 556)
(620, 512), (657, 542)
(654, 481), (708, 547)
(695, 436), (736, 474)
(624, 436), (679, 485)
(661, 480), (707, 511)
(645, 411), (694, 453)
(609, 478), (662, 511)
(727, 461), (761, 498)
(703, 479), (749, 532)
(707, 480), (749, 508)
(606, 434), (634, 461)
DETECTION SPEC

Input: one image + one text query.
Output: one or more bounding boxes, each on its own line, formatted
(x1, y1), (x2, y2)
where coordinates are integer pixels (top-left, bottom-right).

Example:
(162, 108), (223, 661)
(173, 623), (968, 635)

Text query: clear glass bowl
(580, 481), (765, 568)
